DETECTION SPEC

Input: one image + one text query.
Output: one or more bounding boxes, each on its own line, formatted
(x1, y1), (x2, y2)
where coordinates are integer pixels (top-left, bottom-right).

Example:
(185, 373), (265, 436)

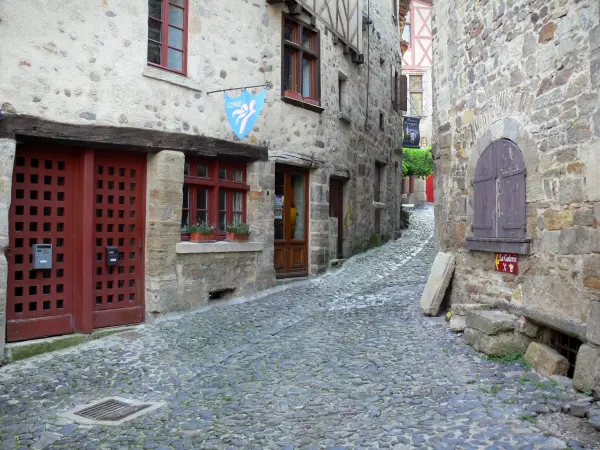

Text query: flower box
(190, 232), (217, 243)
(226, 232), (249, 243)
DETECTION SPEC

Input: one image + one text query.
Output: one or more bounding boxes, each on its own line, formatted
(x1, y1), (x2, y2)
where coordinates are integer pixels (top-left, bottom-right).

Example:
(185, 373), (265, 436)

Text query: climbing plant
(402, 146), (433, 178)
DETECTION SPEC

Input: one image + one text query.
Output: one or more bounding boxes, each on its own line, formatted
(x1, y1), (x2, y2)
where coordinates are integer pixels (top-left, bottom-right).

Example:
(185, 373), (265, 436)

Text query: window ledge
(142, 66), (203, 93)
(176, 241), (264, 254)
(373, 201), (387, 210)
(281, 95), (324, 113)
(465, 237), (532, 255)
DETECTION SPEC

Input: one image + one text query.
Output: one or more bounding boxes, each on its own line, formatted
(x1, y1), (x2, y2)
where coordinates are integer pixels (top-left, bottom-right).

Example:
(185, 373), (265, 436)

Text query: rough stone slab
(465, 310), (517, 336)
(449, 315), (466, 333)
(464, 327), (531, 357)
(586, 301), (600, 346)
(573, 344), (600, 393)
(420, 252), (455, 316)
(565, 401), (592, 418)
(450, 303), (493, 315)
(590, 407), (600, 431)
(524, 342), (569, 377)
(516, 317), (539, 338)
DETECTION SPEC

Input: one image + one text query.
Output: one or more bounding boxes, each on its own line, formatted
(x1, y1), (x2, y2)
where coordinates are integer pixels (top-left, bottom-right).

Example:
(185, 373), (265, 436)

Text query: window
(181, 159), (249, 240)
(147, 0), (188, 74)
(466, 139), (531, 254)
(374, 162), (385, 203)
(391, 65), (400, 112)
(408, 74), (424, 116)
(282, 15), (321, 109)
(402, 11), (411, 42)
(379, 112), (385, 131)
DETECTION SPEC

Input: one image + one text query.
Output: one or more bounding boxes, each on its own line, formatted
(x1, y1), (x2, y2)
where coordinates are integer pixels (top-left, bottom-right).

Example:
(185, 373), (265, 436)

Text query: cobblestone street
(0, 207), (594, 449)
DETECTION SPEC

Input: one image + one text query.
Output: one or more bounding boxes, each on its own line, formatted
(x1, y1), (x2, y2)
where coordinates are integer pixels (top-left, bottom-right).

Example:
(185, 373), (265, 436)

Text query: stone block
(573, 344), (600, 393)
(586, 302), (600, 346)
(524, 342), (570, 377)
(465, 310), (517, 336)
(449, 314), (466, 332)
(542, 209), (573, 230)
(590, 408), (600, 431)
(559, 227), (595, 255)
(516, 317), (539, 338)
(420, 252), (456, 316)
(558, 177), (585, 204)
(464, 327), (532, 357)
(451, 303), (492, 315)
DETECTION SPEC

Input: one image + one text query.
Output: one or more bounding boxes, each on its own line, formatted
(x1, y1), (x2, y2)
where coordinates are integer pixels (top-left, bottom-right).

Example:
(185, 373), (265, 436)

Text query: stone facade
(0, 0), (404, 354)
(433, 0), (600, 387)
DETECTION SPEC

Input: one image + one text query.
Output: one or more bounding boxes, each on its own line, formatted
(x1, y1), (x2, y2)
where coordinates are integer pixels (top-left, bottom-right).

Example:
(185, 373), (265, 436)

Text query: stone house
(432, 0), (600, 389)
(0, 0), (405, 356)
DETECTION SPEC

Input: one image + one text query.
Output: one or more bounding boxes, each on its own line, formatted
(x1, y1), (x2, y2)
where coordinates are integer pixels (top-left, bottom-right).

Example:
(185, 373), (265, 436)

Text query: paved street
(0, 207), (593, 449)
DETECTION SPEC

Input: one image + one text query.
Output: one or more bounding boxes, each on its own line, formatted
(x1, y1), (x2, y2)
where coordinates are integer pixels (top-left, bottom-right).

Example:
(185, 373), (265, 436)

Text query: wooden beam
(0, 115), (268, 162)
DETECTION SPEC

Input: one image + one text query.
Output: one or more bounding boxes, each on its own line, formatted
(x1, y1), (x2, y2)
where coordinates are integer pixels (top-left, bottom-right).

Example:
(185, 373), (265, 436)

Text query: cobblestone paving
(0, 206), (593, 449)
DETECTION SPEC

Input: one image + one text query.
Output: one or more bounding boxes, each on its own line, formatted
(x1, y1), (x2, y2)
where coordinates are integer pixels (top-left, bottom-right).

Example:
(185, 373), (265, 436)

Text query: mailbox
(32, 244), (52, 270)
(105, 246), (119, 267)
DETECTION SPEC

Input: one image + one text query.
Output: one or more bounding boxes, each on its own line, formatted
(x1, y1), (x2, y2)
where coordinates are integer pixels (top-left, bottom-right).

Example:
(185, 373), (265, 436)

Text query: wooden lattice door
(92, 153), (146, 329)
(7, 150), (76, 341)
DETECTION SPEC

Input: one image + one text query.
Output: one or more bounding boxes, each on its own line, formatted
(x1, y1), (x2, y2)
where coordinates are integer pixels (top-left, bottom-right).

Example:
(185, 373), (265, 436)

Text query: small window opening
(338, 72), (348, 116)
(208, 288), (235, 301)
(379, 112), (385, 131)
(548, 331), (582, 378)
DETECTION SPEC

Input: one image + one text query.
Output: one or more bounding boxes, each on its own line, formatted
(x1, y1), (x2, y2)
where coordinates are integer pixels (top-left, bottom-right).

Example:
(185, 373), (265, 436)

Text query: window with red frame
(282, 15), (320, 106)
(148, 0), (188, 74)
(181, 159), (249, 240)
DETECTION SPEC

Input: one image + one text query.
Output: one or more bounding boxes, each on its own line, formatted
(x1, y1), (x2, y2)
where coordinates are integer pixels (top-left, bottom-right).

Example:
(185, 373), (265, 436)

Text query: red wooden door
(7, 150), (76, 341)
(425, 174), (434, 202)
(92, 153), (146, 329)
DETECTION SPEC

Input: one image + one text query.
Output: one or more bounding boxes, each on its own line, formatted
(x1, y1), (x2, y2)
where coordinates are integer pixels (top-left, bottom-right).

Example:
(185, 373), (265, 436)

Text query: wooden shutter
(399, 75), (408, 112)
(473, 146), (497, 238)
(497, 140), (526, 239)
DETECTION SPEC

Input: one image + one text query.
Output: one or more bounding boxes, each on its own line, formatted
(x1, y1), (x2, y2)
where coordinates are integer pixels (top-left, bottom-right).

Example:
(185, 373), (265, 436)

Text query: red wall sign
(495, 253), (519, 275)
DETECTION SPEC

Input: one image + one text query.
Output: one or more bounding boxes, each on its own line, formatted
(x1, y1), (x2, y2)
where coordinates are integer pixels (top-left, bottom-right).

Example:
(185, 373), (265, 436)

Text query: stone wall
(0, 139), (16, 358)
(433, 0), (600, 384)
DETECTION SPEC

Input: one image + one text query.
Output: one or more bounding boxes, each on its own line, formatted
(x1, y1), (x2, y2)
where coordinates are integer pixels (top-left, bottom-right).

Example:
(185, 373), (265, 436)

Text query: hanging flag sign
(402, 116), (421, 148)
(224, 88), (266, 140)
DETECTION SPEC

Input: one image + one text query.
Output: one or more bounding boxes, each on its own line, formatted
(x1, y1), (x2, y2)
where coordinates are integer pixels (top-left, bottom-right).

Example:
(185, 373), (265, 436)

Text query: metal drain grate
(61, 397), (165, 425)
(74, 399), (151, 421)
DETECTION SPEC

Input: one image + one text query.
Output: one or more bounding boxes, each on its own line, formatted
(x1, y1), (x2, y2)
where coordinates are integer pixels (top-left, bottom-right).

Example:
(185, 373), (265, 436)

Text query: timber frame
(0, 115), (269, 162)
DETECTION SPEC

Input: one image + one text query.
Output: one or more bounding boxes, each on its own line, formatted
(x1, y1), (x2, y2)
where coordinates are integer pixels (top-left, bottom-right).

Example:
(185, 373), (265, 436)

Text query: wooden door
(7, 150), (76, 341)
(92, 153), (146, 329)
(274, 166), (308, 278)
(329, 179), (344, 259)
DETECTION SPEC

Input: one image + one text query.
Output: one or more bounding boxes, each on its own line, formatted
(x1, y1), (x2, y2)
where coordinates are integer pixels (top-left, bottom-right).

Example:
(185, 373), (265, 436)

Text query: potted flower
(226, 222), (250, 242)
(188, 221), (217, 242)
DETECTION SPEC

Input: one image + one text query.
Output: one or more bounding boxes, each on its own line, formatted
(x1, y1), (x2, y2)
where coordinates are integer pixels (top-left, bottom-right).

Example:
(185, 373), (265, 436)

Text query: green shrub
(402, 146), (433, 178)
(227, 222), (250, 235)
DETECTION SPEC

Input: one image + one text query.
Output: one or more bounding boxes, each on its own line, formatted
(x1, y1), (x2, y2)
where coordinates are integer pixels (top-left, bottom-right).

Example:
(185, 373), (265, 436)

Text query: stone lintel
(176, 241), (264, 254)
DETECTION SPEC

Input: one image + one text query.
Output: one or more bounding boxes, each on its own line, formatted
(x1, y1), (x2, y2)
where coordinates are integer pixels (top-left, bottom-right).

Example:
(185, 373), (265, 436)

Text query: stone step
(524, 342), (569, 377)
(466, 309), (517, 336)
(451, 303), (493, 316)
(464, 328), (531, 357)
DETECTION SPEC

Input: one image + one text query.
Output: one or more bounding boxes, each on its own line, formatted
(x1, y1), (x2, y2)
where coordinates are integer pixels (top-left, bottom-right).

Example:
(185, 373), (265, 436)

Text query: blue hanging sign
(224, 88), (266, 140)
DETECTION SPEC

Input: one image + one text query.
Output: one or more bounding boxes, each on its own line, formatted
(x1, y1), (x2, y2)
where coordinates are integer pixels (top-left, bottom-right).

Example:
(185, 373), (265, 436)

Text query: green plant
(227, 222), (250, 235)
(486, 352), (532, 370)
(188, 221), (216, 234)
(502, 399), (515, 405)
(402, 146), (433, 178)
(518, 413), (537, 424)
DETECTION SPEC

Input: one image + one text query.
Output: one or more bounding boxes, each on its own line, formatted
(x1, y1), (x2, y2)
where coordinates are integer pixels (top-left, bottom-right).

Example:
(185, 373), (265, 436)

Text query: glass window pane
(182, 185), (189, 208)
(233, 192), (243, 212)
(219, 191), (227, 210)
(168, 26), (183, 50)
(218, 213), (227, 232)
(181, 210), (189, 231)
(167, 48), (183, 71)
(233, 169), (243, 181)
(184, 163), (190, 175)
(233, 212), (243, 224)
(290, 174), (305, 240)
(402, 24), (411, 42)
(148, 19), (162, 42)
(302, 31), (314, 50)
(197, 211), (207, 224)
(148, 40), (161, 65)
(410, 75), (423, 90)
(410, 92), (423, 116)
(168, 5), (184, 27)
(197, 188), (207, 210)
(284, 23), (294, 42)
(302, 58), (312, 98)
(197, 165), (208, 177)
(218, 168), (227, 180)
(149, 0), (162, 19)
(284, 50), (294, 92)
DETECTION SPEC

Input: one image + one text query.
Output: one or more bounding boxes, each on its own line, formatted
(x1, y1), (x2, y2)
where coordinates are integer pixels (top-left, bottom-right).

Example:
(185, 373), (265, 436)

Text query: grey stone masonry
(466, 310), (517, 336)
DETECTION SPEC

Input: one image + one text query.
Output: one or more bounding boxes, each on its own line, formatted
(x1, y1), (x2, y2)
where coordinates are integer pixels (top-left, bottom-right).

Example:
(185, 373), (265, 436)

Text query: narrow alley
(0, 207), (594, 449)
